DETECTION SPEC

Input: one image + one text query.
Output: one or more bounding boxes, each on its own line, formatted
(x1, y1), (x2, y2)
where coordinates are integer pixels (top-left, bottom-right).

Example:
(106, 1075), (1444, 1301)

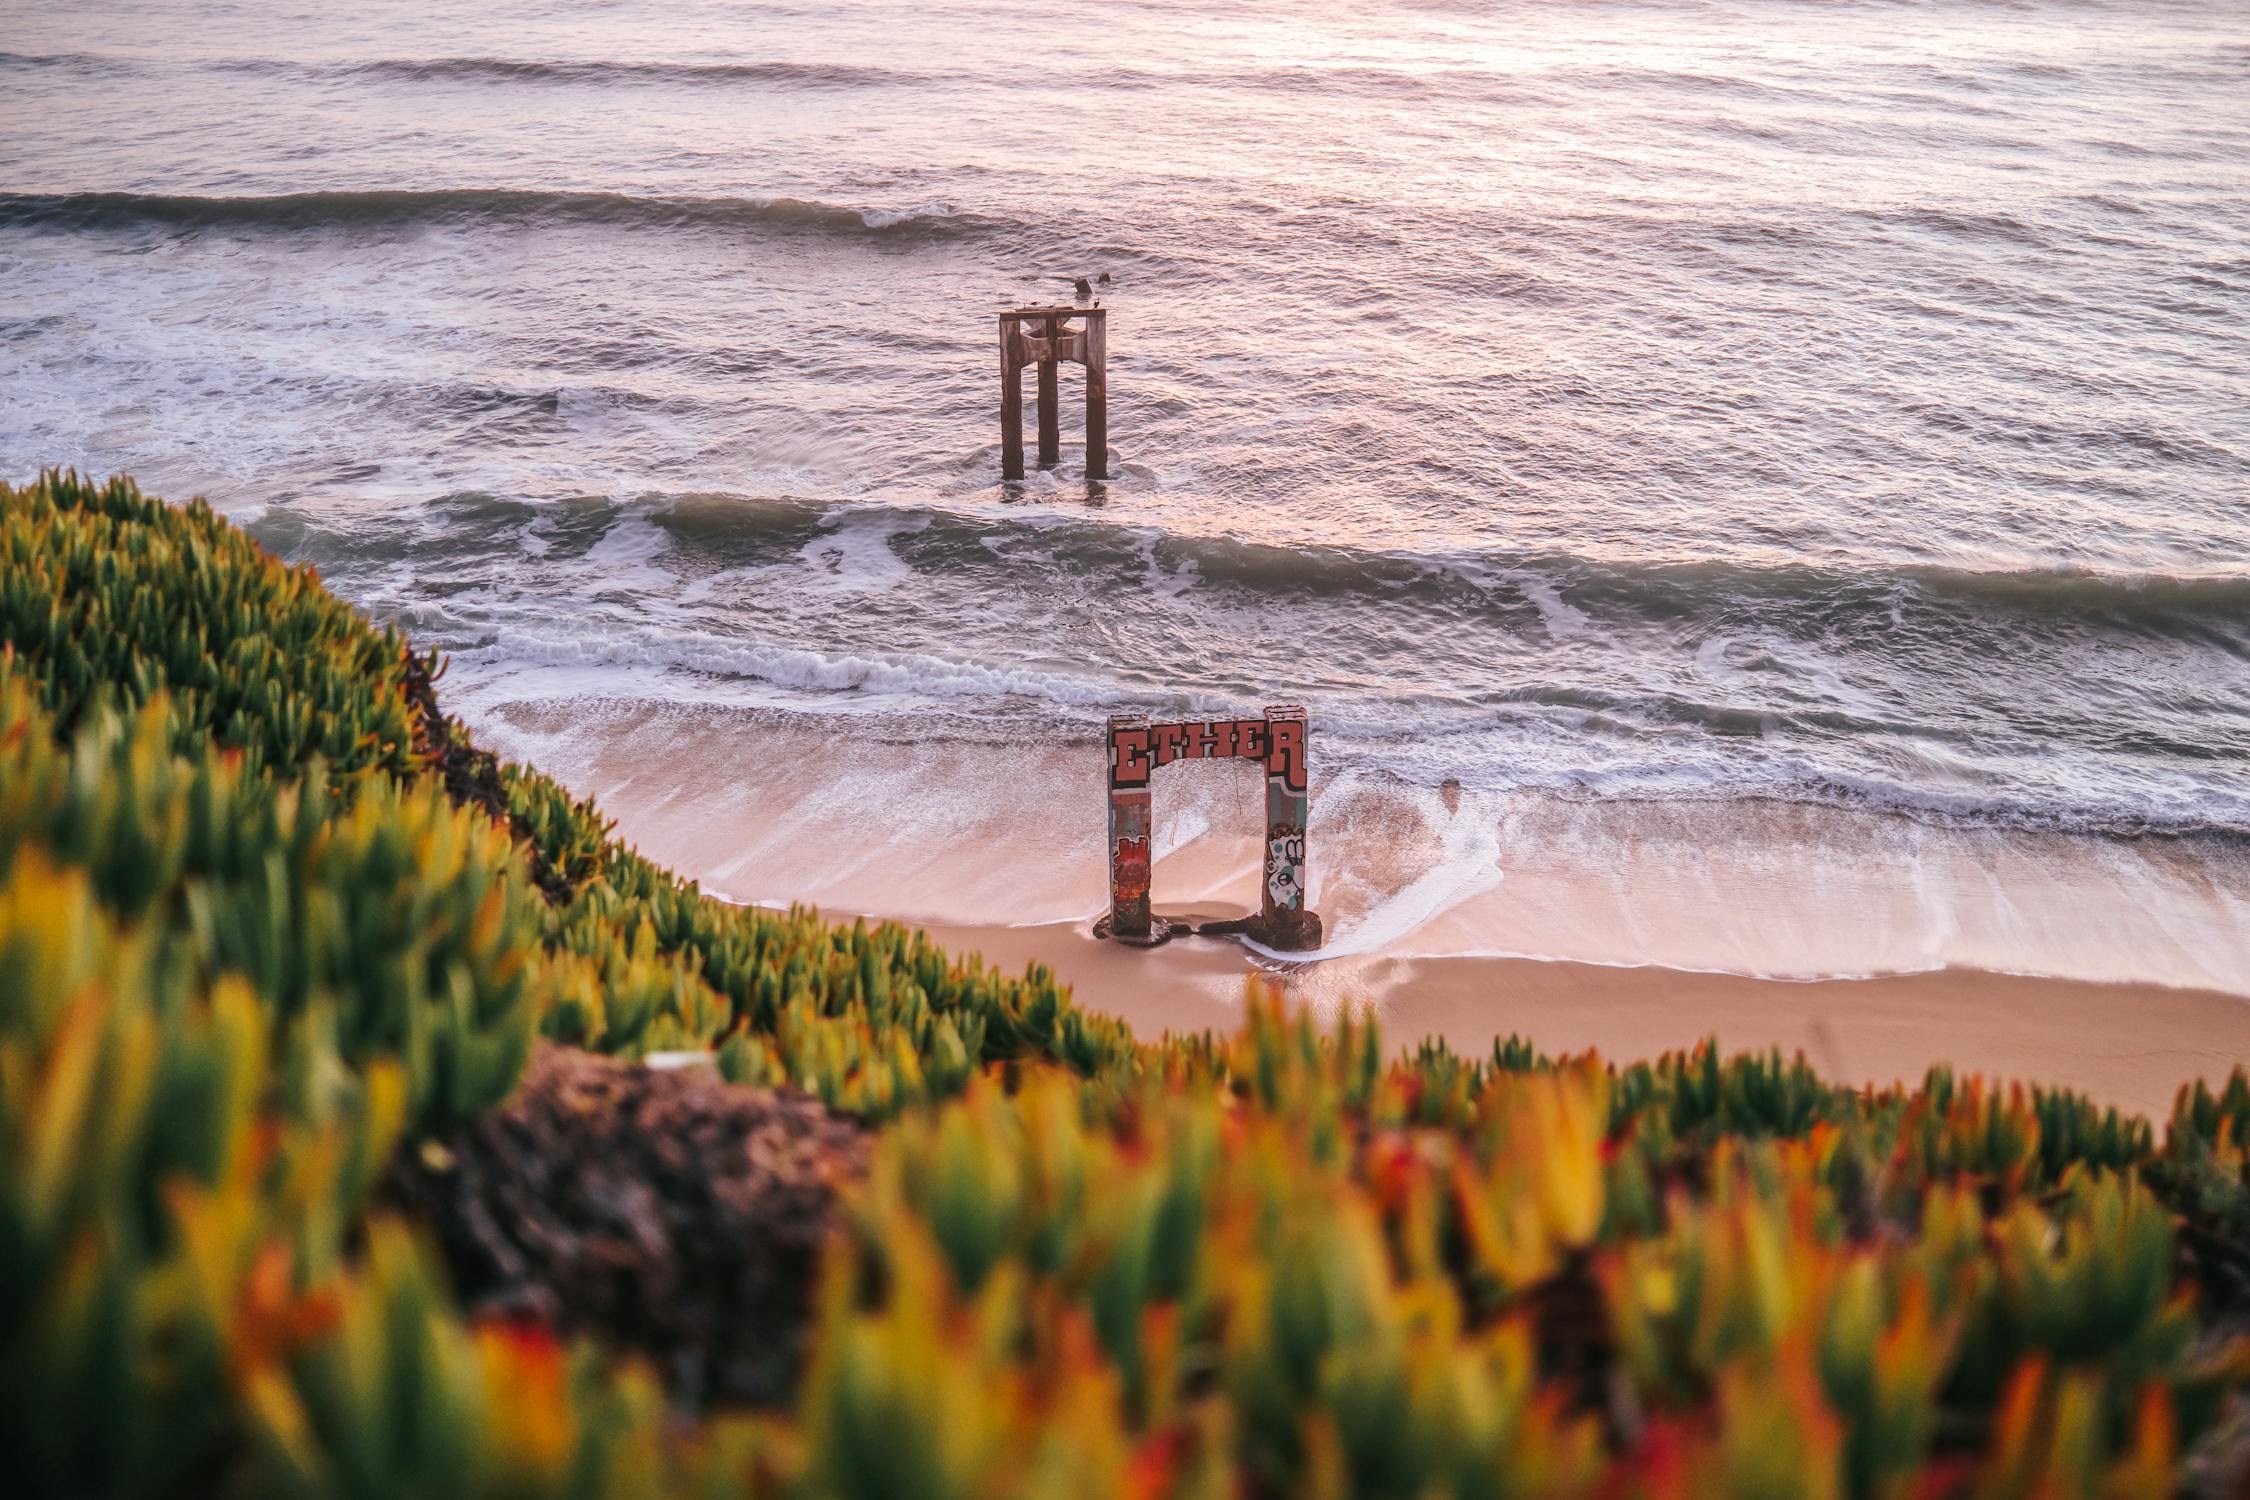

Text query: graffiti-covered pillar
(1094, 706), (1317, 950)
(1257, 704), (1322, 950)
(1104, 713), (1157, 942)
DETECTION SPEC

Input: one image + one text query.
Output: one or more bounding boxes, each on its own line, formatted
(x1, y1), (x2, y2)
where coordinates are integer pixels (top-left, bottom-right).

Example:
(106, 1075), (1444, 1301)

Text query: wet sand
(917, 917), (2250, 1122)
(466, 698), (2250, 1119)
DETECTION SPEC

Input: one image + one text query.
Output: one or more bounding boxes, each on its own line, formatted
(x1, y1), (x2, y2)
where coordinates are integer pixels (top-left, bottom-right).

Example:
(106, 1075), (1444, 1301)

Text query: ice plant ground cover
(2, 471), (2247, 1499)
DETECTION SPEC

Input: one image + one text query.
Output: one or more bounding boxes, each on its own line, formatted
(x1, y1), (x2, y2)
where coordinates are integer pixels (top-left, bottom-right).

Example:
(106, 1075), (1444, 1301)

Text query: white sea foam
(1256, 773), (1507, 962)
(580, 509), (679, 586)
(796, 506), (928, 594)
(1512, 572), (1590, 641)
(442, 622), (1145, 712)
(1139, 530), (1201, 601)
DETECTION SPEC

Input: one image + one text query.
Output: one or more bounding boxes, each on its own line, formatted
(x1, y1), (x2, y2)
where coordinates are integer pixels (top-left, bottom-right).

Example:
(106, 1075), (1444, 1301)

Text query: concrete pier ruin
(1097, 705), (1321, 951)
(999, 305), (1107, 480)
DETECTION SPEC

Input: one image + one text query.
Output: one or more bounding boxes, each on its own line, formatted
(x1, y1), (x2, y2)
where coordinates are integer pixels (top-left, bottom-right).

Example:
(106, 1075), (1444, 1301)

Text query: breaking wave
(644, 492), (2250, 642)
(0, 189), (995, 240)
(1, 50), (925, 89)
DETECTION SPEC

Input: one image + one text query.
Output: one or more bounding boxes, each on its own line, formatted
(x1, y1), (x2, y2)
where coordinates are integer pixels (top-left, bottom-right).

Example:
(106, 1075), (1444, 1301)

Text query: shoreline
(911, 915), (2250, 1122)
(468, 695), (2250, 989)
(449, 695), (2250, 1118)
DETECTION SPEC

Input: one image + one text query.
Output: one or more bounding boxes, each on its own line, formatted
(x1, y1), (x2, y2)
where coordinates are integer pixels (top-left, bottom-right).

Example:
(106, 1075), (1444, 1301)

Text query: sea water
(3, 0), (2246, 983)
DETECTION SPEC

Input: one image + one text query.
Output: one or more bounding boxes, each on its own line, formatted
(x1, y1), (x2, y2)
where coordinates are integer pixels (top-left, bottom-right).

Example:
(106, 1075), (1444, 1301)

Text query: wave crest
(0, 189), (994, 240)
(324, 56), (919, 88)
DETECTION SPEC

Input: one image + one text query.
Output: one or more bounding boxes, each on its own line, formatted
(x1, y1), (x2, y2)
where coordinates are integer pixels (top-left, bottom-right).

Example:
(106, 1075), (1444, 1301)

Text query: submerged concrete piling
(999, 305), (1107, 481)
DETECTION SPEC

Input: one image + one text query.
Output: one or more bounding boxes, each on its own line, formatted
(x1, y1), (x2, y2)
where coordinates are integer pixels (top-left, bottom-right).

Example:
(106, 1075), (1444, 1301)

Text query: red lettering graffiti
(1110, 724), (1153, 788)
(1109, 716), (1284, 787)
(1265, 716), (1307, 794)
(1112, 835), (1151, 904)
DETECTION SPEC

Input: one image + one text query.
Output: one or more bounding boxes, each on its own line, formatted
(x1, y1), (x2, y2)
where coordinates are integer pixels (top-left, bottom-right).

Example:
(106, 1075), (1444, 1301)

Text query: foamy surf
(285, 487), (2250, 842)
(463, 697), (2250, 997)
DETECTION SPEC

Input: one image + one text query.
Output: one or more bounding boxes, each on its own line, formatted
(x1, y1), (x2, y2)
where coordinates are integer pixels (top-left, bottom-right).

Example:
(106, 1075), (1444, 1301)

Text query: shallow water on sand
(4, 0), (2247, 980)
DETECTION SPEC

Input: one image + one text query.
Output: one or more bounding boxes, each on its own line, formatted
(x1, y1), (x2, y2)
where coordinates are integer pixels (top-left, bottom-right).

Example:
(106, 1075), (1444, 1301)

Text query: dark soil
(383, 1046), (867, 1406)
(399, 649), (571, 904)
(1525, 1248), (1624, 1434)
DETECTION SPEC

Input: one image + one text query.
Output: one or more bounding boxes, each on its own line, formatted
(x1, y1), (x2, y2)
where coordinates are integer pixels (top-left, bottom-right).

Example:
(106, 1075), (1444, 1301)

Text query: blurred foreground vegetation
(3, 471), (2247, 1499)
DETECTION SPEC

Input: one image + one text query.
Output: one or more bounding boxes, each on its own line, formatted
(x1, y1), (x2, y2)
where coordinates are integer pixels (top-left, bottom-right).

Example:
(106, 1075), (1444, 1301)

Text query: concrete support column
(1258, 705), (1320, 949)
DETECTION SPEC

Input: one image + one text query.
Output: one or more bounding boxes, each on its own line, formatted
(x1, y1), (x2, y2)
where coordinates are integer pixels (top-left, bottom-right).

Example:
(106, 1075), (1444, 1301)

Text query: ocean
(5, 0), (2247, 985)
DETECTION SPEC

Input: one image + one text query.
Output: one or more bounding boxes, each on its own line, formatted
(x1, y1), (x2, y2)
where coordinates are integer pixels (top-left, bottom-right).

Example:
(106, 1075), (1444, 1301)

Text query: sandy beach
(919, 918), (2250, 1121)
(464, 699), (2250, 1121)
